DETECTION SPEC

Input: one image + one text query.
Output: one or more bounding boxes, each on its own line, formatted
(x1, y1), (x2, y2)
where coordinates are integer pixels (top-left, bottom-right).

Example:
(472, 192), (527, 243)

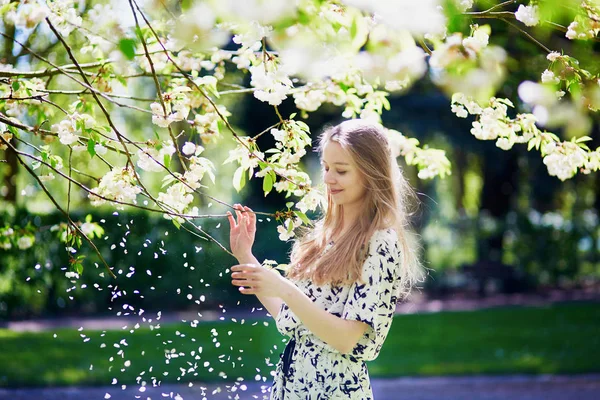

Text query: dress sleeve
(341, 229), (401, 339)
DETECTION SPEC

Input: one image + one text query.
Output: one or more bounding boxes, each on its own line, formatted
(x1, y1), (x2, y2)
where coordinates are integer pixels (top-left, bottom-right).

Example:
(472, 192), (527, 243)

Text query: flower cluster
(0, 77), (46, 118)
(565, 1), (600, 40)
(1, 225), (35, 251)
(150, 87), (192, 128)
(4, 2), (47, 29)
(249, 62), (293, 106)
(223, 136), (263, 178)
(276, 216), (302, 241)
(542, 142), (589, 181)
(88, 167), (142, 209)
(429, 24), (506, 104)
(387, 129), (451, 179)
(51, 113), (96, 146)
(46, 0), (83, 37)
(515, 4), (540, 27)
(171, 2), (230, 53)
(136, 141), (176, 173)
(192, 104), (230, 145)
(451, 92), (600, 181)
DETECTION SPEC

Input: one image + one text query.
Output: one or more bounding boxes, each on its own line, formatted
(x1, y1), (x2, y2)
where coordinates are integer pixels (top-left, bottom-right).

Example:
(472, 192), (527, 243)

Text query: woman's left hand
(230, 264), (289, 298)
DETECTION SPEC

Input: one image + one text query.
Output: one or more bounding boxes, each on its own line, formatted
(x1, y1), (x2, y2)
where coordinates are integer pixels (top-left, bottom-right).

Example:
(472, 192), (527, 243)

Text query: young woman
(226, 119), (424, 399)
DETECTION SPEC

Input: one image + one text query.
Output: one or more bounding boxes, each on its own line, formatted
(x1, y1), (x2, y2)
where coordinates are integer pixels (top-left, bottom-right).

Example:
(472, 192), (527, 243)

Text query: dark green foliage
(0, 208), (292, 319)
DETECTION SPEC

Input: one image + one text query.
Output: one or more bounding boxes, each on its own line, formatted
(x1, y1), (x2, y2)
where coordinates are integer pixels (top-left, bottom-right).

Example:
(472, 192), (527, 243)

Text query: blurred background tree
(0, 0), (599, 319)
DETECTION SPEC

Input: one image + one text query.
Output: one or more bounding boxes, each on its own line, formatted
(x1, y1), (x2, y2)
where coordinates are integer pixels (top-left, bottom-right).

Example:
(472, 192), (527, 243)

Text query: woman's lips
(330, 189), (343, 194)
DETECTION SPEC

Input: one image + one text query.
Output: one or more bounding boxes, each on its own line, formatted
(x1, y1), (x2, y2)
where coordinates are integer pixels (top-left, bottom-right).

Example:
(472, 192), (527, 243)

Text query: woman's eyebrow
(320, 161), (350, 165)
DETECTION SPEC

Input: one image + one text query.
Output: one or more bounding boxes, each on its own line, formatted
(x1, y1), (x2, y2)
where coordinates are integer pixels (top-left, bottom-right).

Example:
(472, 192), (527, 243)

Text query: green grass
(0, 303), (599, 388)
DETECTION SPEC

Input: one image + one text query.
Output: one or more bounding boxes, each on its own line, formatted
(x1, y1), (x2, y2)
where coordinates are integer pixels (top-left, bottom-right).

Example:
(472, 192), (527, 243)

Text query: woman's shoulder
(371, 227), (399, 243)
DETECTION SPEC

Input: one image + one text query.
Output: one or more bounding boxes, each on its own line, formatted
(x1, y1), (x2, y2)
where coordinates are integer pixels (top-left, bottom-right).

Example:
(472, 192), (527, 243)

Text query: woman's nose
(323, 171), (336, 184)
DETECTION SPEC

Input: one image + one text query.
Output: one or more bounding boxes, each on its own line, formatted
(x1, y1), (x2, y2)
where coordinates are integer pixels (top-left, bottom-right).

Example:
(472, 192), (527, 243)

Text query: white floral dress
(269, 228), (402, 400)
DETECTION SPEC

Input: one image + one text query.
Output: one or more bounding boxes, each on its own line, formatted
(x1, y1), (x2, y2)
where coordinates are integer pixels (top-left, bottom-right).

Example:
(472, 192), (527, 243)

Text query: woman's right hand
(226, 204), (256, 261)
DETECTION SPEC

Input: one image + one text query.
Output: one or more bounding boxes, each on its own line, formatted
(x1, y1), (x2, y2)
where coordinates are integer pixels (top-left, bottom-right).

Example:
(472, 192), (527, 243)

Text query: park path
(1, 374), (599, 400)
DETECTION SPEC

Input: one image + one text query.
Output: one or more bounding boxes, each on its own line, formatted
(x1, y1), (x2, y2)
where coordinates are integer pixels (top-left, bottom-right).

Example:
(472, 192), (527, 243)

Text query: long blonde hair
(286, 119), (425, 300)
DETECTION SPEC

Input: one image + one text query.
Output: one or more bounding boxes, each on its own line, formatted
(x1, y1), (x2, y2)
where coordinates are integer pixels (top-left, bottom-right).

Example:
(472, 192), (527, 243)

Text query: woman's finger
(234, 204), (244, 223)
(239, 287), (256, 295)
(231, 264), (258, 272)
(231, 279), (257, 286)
(244, 206), (256, 229)
(226, 211), (237, 229)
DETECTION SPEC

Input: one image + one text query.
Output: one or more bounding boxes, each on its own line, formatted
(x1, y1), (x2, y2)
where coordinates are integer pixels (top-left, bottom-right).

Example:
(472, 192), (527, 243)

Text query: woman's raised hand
(226, 204), (256, 261)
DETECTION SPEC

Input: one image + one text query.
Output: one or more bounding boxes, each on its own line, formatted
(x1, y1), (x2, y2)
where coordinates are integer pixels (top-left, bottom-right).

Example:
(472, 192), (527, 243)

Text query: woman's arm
(280, 280), (369, 354)
(236, 252), (284, 319)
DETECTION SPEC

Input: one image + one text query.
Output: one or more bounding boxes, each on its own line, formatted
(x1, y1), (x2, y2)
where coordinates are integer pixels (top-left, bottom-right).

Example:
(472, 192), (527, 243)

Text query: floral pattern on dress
(269, 228), (402, 399)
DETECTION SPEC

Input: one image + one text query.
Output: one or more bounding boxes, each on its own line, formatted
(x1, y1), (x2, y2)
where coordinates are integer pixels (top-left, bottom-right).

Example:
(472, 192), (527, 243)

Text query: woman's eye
(322, 167), (346, 175)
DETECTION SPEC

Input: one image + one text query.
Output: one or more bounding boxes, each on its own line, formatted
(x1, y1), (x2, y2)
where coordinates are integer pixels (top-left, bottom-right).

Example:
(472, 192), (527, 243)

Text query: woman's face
(321, 140), (367, 208)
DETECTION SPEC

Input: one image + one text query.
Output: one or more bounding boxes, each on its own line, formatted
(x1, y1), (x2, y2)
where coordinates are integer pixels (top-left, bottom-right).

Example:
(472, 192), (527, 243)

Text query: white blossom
(94, 144), (108, 156)
(182, 142), (196, 156)
(210, 0), (297, 25)
(546, 52), (561, 62)
(17, 236), (34, 250)
(249, 64), (293, 106)
(293, 89), (327, 112)
(496, 136), (514, 150)
(463, 27), (489, 52)
(515, 4), (539, 27)
(6, 4), (48, 28)
(80, 222), (95, 237)
(455, 0), (474, 12)
(65, 271), (79, 279)
(47, 0), (83, 37)
(172, 2), (229, 51)
(270, 128), (286, 142)
(276, 218), (302, 241)
(232, 21), (272, 51)
(39, 173), (56, 182)
(157, 183), (194, 216)
(451, 104), (468, 118)
(564, 20), (597, 40)
(184, 155), (216, 187)
(296, 190), (326, 213)
(137, 142), (177, 172)
(518, 81), (556, 106)
(344, 0), (446, 36)
(541, 69), (559, 84)
(88, 167), (142, 209)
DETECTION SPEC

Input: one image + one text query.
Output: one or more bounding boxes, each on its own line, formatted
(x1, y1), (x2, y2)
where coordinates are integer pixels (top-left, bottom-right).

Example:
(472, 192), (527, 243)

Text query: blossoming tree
(1, 0), (599, 277)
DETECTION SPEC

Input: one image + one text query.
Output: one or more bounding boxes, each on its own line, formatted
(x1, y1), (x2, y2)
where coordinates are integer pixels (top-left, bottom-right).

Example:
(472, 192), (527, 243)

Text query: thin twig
(5, 140), (116, 278)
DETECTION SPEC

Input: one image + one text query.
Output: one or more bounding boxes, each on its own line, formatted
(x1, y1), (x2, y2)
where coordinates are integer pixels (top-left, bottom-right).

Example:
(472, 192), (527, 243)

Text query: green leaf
(74, 263), (83, 275)
(286, 201), (294, 209)
(11, 81), (20, 91)
(163, 154), (171, 169)
(350, 18), (358, 39)
(233, 166), (246, 192)
(85, 214), (92, 223)
(7, 125), (18, 136)
(172, 218), (181, 230)
(263, 173), (273, 195)
(118, 38), (137, 60)
(87, 138), (96, 158)
(294, 211), (310, 225)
